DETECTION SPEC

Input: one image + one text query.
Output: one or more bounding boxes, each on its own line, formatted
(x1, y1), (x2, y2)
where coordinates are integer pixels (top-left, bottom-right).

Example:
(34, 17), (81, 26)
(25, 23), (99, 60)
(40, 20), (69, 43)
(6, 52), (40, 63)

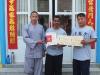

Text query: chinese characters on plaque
(46, 32), (83, 47)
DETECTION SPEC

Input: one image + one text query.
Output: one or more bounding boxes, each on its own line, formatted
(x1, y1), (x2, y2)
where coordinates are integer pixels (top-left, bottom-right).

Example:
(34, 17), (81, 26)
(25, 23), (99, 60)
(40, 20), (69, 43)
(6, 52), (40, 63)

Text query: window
(17, 0), (28, 12)
(17, 0), (51, 36)
(75, 0), (86, 12)
(59, 15), (72, 35)
(57, 0), (72, 12)
(30, 0), (49, 12)
(37, 0), (49, 12)
(75, 0), (86, 28)
(55, 0), (86, 35)
(38, 15), (49, 31)
(17, 15), (28, 36)
(17, 0), (86, 36)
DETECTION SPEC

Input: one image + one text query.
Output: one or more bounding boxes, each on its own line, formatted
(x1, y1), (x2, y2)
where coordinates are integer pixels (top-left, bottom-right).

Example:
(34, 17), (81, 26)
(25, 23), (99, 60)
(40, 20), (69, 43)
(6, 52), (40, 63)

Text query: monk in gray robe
(22, 11), (45, 75)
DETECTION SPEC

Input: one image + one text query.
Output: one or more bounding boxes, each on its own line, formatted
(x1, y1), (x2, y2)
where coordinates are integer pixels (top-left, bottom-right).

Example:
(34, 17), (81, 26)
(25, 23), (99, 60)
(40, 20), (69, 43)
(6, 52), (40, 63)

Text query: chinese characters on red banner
(86, 0), (96, 49)
(7, 0), (17, 49)
(86, 0), (95, 29)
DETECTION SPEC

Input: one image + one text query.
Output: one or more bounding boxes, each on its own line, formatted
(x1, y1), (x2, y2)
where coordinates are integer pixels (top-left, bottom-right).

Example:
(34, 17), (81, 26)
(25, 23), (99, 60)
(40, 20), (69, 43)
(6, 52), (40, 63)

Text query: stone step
(0, 67), (100, 75)
(3, 63), (100, 68)
(0, 67), (100, 72)
(1, 63), (100, 75)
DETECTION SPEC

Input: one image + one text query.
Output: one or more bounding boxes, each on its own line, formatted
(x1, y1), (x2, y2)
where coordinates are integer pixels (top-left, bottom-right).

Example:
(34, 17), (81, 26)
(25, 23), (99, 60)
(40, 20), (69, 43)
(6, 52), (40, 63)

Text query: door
(7, 0), (96, 63)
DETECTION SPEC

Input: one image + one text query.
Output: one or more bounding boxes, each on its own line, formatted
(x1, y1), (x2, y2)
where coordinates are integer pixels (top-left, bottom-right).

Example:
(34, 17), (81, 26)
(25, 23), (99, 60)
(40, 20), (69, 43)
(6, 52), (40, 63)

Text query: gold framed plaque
(46, 32), (83, 47)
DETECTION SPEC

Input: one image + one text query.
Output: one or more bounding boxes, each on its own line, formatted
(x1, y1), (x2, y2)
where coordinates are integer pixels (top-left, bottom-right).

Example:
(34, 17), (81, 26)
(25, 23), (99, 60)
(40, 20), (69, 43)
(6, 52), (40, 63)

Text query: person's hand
(81, 40), (87, 47)
(44, 37), (47, 44)
(45, 35), (52, 42)
(56, 44), (62, 48)
(37, 40), (43, 44)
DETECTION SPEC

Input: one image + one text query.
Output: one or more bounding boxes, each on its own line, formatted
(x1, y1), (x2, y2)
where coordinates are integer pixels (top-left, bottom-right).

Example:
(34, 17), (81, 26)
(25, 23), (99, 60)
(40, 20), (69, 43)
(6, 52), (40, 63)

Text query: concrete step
(3, 63), (100, 68)
(0, 63), (100, 75)
(0, 67), (100, 75)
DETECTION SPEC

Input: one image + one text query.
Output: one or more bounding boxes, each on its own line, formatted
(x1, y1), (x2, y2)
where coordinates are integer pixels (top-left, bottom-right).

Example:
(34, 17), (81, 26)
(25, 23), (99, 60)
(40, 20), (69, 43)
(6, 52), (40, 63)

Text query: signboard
(46, 32), (83, 47)
(58, 35), (83, 46)
(7, 0), (18, 49)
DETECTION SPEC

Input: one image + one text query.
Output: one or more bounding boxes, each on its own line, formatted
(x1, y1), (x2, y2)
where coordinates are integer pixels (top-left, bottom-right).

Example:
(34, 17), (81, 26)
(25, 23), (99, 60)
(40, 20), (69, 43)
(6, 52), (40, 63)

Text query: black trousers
(45, 54), (63, 75)
(73, 59), (90, 75)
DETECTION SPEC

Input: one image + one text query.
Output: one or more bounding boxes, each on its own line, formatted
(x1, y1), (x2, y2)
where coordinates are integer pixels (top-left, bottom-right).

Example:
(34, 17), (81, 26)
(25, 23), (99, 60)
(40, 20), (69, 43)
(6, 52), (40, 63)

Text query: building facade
(0, 0), (100, 64)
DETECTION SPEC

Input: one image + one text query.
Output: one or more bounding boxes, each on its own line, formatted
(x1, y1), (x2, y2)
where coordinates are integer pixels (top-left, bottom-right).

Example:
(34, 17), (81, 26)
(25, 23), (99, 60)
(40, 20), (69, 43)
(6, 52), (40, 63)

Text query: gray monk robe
(22, 23), (45, 75)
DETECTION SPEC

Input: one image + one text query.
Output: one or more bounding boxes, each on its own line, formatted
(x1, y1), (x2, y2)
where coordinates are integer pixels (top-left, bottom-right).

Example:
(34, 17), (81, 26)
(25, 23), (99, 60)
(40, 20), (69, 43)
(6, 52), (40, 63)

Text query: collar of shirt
(30, 22), (38, 27)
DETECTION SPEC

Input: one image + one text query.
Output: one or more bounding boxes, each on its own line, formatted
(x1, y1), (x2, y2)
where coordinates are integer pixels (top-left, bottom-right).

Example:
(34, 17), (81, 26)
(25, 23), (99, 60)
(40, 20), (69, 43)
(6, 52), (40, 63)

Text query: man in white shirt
(72, 13), (97, 75)
(45, 16), (66, 75)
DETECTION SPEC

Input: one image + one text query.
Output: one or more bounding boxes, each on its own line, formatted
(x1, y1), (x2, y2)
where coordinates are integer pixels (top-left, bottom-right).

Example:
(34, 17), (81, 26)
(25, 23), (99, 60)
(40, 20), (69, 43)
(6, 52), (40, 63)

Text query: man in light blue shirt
(72, 13), (97, 75)
(45, 16), (67, 75)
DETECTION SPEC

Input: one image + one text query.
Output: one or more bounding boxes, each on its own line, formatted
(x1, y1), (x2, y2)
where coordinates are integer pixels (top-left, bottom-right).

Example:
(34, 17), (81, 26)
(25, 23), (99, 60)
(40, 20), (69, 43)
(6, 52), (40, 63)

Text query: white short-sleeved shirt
(72, 26), (97, 61)
(46, 27), (67, 56)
